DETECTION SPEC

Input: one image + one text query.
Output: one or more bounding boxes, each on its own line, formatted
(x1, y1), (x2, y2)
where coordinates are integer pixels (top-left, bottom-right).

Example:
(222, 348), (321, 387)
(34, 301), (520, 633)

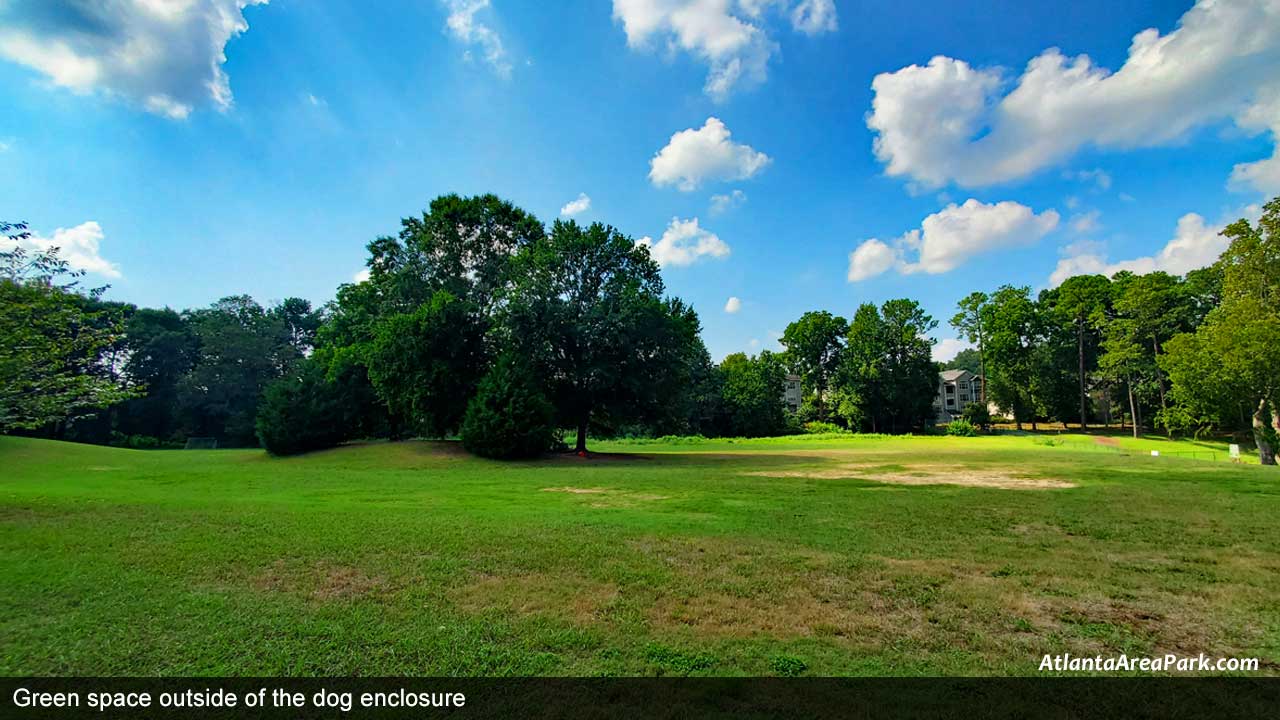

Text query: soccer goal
(183, 437), (218, 450)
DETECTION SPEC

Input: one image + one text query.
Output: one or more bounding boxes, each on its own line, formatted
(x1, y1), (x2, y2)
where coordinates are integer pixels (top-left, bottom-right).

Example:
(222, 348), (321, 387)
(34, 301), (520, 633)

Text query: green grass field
(2, 433), (1277, 676)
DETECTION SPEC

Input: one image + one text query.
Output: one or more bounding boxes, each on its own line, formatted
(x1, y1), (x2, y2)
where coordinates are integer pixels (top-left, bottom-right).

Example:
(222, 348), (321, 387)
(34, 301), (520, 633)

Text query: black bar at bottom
(1, 678), (1276, 719)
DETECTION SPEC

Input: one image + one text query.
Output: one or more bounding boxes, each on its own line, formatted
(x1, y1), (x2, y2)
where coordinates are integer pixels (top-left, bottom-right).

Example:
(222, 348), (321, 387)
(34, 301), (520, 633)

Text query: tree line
(2, 196), (1277, 463)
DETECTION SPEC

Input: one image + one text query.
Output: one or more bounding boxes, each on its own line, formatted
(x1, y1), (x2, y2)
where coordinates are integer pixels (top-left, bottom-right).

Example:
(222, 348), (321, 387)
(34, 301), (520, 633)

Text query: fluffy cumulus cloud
(845, 238), (896, 282)
(866, 0), (1280, 191)
(637, 216), (730, 266)
(1047, 206), (1262, 286)
(611, 0), (836, 101)
(0, 0), (268, 119)
(442, 0), (511, 76)
(559, 192), (592, 216)
(650, 117), (771, 191)
(847, 199), (1059, 282)
(2, 221), (121, 278)
(353, 268), (371, 283)
(724, 295), (742, 313)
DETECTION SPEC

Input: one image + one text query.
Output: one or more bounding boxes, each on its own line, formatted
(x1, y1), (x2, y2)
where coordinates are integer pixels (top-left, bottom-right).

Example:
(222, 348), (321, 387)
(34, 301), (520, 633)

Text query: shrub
(802, 421), (848, 435)
(945, 418), (977, 437)
(769, 655), (808, 676)
(961, 402), (991, 430)
(460, 353), (556, 459)
(256, 360), (350, 456)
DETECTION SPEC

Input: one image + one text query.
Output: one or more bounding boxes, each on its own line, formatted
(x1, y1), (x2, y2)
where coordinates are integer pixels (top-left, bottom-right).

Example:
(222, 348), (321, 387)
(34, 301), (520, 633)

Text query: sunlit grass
(1, 434), (1276, 676)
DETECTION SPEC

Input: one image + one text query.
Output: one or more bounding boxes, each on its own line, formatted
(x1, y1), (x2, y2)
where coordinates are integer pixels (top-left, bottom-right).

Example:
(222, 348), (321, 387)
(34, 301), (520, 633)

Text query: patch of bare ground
(1094, 436), (1121, 447)
(450, 572), (620, 623)
(251, 560), (390, 602)
(744, 464), (1075, 489)
(540, 487), (671, 507)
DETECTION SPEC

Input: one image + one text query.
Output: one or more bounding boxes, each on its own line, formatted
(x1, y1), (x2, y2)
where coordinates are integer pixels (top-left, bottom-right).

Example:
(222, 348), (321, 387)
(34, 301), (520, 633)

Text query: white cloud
(1230, 87), (1280, 194)
(560, 193), (592, 216)
(847, 199), (1059, 282)
(0, 0), (267, 119)
(637, 216), (730, 267)
(1047, 208), (1259, 286)
(650, 117), (771, 191)
(611, 0), (835, 101)
(866, 0), (1280, 189)
(353, 268), (371, 283)
(724, 295), (742, 313)
(1064, 168), (1112, 191)
(933, 337), (973, 362)
(790, 0), (837, 35)
(709, 188), (746, 214)
(846, 238), (897, 282)
(443, 0), (511, 77)
(2, 221), (121, 278)
(1069, 210), (1102, 235)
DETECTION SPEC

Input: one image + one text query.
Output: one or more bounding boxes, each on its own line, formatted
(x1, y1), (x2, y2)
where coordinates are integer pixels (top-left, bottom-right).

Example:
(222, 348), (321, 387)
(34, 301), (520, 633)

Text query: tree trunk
(1127, 377), (1139, 439)
(574, 414), (589, 454)
(1152, 335), (1170, 437)
(1077, 319), (1088, 430)
(1253, 398), (1276, 466)
(977, 325), (987, 406)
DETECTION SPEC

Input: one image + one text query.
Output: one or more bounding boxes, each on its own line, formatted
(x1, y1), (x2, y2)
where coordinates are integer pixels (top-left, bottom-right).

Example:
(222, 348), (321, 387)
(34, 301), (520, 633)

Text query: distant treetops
(3, 196), (1277, 464)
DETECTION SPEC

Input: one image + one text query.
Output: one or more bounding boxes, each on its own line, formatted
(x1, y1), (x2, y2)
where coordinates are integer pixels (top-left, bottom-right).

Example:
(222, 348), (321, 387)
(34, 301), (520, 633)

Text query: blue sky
(1, 0), (1277, 361)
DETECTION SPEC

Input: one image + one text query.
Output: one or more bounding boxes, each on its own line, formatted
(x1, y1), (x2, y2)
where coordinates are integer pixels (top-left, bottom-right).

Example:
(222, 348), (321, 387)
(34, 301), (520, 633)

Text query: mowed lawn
(1, 433), (1277, 676)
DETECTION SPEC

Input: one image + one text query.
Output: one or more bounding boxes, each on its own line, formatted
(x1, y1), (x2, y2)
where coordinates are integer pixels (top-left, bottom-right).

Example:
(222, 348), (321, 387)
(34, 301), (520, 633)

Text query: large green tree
(1046, 274), (1111, 428)
(504, 220), (699, 453)
(177, 295), (299, 446)
(1162, 197), (1280, 463)
(780, 310), (847, 422)
(878, 299), (939, 433)
(982, 286), (1040, 429)
(115, 307), (198, 440)
(365, 291), (488, 438)
(719, 351), (788, 437)
(838, 303), (888, 432)
(949, 291), (990, 404)
(0, 234), (136, 430)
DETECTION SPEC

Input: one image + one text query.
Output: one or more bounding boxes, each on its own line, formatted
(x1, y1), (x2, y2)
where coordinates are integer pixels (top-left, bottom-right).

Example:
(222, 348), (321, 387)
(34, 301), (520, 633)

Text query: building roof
(939, 369), (970, 381)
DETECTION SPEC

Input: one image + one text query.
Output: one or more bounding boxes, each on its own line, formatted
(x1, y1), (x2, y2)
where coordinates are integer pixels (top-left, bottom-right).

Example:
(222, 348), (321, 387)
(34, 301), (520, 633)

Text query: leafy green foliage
(0, 239), (137, 430)
(1161, 197), (1280, 463)
(944, 347), (982, 375)
(769, 655), (808, 676)
(365, 291), (487, 438)
(256, 359), (352, 456)
(961, 402), (991, 430)
(718, 351), (788, 437)
(781, 310), (847, 422)
(460, 353), (557, 459)
(945, 418), (977, 436)
(176, 295), (304, 446)
(504, 220), (698, 452)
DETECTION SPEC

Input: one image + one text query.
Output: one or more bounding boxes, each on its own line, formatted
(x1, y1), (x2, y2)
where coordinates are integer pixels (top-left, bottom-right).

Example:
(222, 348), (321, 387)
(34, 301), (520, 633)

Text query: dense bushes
(961, 402), (991, 430)
(460, 354), (557, 459)
(256, 361), (351, 456)
(945, 418), (977, 437)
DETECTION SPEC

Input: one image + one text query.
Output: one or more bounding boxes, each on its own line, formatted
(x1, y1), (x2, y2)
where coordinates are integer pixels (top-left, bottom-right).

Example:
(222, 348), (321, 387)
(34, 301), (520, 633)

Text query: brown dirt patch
(541, 487), (672, 507)
(251, 560), (389, 601)
(1094, 436), (1121, 447)
(744, 464), (1075, 489)
(450, 572), (620, 623)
